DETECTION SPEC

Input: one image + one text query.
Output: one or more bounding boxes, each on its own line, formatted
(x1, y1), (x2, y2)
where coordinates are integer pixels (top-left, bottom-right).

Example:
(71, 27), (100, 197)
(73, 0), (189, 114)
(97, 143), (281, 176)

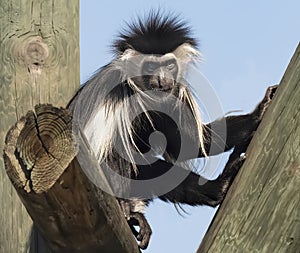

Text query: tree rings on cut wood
(3, 104), (78, 193)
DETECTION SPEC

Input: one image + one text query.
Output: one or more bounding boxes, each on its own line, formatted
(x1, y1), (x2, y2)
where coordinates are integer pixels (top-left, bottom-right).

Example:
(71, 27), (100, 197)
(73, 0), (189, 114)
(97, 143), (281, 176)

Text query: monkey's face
(121, 43), (200, 100)
(140, 55), (178, 91)
(128, 54), (180, 93)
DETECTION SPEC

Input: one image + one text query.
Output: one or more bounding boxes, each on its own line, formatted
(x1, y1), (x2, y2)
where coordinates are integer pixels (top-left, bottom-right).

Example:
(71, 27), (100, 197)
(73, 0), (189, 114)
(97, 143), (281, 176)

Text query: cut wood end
(3, 115), (31, 191)
(3, 104), (78, 193)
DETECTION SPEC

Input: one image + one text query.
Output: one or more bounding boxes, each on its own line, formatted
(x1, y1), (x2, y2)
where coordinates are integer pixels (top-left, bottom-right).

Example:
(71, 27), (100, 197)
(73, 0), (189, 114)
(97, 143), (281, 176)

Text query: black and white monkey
(68, 12), (276, 249)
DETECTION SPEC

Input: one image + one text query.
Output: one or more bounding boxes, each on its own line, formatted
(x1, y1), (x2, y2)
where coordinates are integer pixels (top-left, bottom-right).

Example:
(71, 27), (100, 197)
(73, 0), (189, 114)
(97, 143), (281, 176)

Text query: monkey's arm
(159, 144), (248, 206)
(203, 114), (258, 156)
(134, 142), (247, 207)
(174, 85), (277, 160)
(128, 143), (248, 249)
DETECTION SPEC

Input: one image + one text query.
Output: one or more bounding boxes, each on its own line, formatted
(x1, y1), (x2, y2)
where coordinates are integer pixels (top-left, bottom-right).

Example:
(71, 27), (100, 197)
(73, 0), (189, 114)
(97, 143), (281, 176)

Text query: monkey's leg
(158, 145), (247, 207)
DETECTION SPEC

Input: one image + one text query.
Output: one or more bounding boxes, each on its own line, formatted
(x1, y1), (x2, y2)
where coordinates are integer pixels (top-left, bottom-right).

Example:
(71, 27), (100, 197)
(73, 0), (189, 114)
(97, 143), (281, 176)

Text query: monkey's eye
(166, 63), (175, 70)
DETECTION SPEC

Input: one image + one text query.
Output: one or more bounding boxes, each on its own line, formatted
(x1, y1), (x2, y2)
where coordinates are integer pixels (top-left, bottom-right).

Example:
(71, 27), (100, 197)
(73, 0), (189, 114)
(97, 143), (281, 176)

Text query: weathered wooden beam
(197, 43), (300, 252)
(3, 104), (140, 253)
(0, 1), (79, 252)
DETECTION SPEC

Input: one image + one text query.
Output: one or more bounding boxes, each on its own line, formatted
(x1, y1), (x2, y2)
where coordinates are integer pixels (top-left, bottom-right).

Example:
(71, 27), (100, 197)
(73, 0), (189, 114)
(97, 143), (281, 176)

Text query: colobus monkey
(68, 12), (276, 249)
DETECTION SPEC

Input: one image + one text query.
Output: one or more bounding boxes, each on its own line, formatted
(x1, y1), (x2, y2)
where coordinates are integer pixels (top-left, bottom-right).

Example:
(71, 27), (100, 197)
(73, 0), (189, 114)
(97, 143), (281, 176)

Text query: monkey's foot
(119, 200), (152, 249)
(128, 212), (152, 250)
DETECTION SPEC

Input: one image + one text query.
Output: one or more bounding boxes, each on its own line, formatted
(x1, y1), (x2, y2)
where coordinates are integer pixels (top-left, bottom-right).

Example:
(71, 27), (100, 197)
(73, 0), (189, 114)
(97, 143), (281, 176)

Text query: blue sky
(80, 1), (299, 252)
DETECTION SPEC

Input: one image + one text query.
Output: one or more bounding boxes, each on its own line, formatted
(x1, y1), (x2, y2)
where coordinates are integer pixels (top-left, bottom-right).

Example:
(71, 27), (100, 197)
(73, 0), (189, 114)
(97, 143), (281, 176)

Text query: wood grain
(197, 44), (300, 253)
(0, 1), (79, 252)
(3, 104), (140, 253)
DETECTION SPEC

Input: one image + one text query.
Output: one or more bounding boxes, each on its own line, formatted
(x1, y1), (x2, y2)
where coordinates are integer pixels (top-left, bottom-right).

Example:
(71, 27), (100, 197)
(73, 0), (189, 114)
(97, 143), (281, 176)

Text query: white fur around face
(121, 43), (200, 59)
(172, 43), (201, 63)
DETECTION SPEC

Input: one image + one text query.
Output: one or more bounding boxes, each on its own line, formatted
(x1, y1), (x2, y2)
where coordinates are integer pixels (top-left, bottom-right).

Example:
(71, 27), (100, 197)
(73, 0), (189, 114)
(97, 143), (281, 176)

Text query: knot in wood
(22, 36), (49, 74)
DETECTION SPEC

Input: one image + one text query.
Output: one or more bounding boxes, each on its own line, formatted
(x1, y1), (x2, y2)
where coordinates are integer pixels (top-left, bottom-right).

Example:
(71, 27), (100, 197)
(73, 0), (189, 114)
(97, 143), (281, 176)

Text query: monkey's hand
(213, 84), (278, 203)
(235, 85), (279, 146)
(203, 85), (278, 158)
(251, 85), (278, 122)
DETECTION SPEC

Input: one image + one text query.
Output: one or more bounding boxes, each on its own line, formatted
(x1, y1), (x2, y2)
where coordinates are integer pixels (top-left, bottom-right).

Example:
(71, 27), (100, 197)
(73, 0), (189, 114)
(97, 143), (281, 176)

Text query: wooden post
(3, 104), (140, 253)
(197, 44), (300, 252)
(0, 1), (79, 252)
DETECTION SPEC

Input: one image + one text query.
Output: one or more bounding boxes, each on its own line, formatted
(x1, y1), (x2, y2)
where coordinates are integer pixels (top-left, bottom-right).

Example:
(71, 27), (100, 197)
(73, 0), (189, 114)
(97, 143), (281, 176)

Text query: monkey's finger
(253, 84), (278, 121)
(265, 85), (278, 101)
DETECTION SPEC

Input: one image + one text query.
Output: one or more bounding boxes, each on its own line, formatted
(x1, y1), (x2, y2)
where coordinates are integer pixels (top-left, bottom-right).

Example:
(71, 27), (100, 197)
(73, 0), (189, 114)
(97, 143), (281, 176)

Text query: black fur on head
(113, 11), (198, 55)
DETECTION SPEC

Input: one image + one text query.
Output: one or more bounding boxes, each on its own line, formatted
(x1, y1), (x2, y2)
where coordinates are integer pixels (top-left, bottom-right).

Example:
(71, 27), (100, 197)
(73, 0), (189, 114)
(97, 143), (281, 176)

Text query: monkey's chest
(132, 111), (196, 161)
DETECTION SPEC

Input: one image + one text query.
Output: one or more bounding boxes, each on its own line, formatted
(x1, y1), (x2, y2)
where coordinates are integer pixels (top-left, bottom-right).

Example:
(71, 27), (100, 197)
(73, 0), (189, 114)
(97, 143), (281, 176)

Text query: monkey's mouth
(151, 86), (173, 92)
(148, 77), (175, 93)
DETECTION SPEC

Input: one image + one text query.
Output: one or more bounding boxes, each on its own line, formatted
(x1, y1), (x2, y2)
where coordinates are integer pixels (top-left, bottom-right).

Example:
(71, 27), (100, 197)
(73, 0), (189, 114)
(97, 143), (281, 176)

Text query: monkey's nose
(150, 77), (173, 91)
(160, 77), (174, 91)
